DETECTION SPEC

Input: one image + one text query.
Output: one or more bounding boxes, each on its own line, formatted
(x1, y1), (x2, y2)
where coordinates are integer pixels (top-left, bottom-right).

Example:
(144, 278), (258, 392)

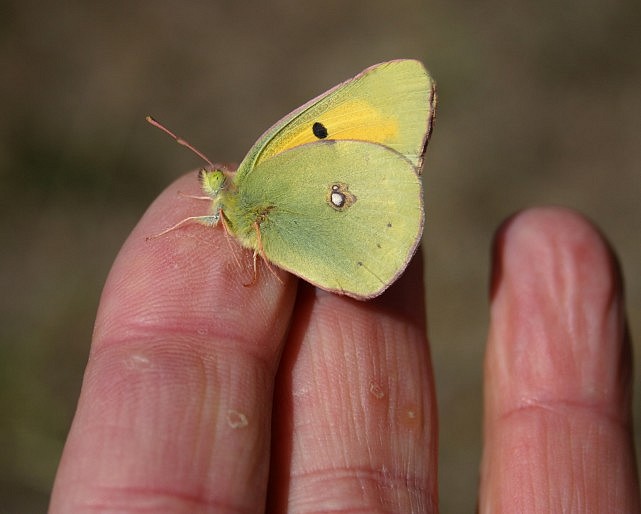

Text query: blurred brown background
(1, 0), (639, 511)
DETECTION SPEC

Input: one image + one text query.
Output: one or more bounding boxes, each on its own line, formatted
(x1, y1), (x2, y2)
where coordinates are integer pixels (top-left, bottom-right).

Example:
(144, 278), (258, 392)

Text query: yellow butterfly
(149, 59), (436, 299)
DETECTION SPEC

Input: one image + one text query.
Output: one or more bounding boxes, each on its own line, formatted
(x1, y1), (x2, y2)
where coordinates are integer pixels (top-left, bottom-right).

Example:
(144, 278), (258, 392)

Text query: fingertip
(482, 206), (638, 511)
(487, 205), (627, 409)
(95, 171), (296, 352)
(489, 206), (621, 303)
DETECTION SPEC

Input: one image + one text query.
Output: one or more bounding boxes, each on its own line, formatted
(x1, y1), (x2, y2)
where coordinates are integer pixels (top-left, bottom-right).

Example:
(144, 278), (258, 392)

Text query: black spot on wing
(312, 122), (328, 139)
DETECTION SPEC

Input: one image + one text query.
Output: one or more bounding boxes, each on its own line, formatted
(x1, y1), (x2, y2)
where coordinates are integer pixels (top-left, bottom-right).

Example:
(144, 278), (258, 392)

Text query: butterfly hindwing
(224, 140), (423, 299)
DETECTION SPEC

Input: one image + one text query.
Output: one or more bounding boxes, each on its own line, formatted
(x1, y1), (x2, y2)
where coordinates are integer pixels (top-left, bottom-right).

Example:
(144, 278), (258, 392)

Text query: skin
(50, 173), (640, 513)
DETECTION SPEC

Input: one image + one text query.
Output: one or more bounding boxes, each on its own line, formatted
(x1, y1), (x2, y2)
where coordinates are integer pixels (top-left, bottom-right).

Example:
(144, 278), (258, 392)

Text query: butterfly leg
(177, 190), (214, 201)
(247, 221), (283, 285)
(146, 214), (220, 241)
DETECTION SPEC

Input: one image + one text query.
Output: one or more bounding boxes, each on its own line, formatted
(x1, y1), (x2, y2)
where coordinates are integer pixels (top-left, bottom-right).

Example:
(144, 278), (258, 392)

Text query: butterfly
(148, 59), (436, 299)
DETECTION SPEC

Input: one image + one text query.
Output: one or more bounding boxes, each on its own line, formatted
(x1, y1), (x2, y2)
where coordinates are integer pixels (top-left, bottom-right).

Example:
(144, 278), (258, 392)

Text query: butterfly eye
(312, 122), (328, 139)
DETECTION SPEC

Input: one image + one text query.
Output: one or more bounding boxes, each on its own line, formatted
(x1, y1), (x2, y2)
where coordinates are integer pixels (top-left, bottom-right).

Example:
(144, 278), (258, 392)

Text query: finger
(480, 207), (640, 512)
(268, 251), (437, 511)
(50, 172), (297, 513)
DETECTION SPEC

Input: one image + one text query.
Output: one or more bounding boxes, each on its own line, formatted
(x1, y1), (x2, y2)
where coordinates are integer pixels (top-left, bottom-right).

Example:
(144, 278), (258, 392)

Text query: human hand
(50, 173), (640, 512)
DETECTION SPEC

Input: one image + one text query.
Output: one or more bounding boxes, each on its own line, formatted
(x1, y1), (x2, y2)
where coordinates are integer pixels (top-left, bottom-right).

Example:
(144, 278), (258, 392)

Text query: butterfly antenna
(146, 115), (215, 168)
